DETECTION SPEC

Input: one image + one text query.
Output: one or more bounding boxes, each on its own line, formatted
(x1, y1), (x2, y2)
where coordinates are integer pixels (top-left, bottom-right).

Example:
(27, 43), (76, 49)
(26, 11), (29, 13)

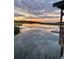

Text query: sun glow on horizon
(14, 16), (63, 22)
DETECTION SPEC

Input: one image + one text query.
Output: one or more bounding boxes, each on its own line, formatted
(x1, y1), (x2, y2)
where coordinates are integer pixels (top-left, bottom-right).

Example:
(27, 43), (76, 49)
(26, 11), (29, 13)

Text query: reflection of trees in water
(15, 30), (61, 59)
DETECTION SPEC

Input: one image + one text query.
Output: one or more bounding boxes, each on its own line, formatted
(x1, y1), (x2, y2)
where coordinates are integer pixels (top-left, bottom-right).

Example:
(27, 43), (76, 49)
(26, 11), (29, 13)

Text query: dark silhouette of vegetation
(14, 26), (20, 35)
(53, 0), (64, 58)
(14, 21), (64, 26)
(53, 0), (64, 10)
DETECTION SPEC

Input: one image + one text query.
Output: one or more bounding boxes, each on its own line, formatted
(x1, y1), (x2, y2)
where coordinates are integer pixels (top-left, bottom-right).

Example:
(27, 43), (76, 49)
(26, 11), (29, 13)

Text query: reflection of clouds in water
(20, 24), (59, 33)
(15, 30), (61, 59)
(20, 27), (59, 35)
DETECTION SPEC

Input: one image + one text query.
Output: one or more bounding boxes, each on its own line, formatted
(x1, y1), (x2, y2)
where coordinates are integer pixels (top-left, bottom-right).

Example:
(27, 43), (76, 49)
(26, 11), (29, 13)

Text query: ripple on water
(14, 30), (61, 59)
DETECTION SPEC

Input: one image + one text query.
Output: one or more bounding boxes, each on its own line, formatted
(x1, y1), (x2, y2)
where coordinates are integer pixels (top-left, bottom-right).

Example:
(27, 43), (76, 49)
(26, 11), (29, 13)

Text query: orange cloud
(14, 16), (64, 22)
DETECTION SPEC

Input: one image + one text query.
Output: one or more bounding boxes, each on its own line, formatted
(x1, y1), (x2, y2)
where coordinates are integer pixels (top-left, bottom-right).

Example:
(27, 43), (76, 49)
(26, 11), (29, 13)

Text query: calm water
(19, 24), (59, 33)
(15, 24), (61, 59)
(15, 30), (61, 59)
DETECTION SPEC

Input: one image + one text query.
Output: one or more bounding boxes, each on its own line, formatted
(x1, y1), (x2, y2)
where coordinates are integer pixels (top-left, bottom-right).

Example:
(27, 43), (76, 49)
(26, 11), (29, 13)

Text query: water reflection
(15, 30), (61, 59)
(15, 24), (61, 59)
(19, 24), (59, 33)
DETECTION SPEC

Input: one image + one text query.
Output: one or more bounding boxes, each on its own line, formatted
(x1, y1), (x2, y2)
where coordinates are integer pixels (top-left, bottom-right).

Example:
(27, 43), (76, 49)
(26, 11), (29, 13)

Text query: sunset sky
(14, 0), (63, 22)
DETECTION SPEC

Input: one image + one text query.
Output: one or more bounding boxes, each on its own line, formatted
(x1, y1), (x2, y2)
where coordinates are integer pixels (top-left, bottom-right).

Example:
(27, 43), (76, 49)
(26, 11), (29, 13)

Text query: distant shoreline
(14, 20), (64, 26)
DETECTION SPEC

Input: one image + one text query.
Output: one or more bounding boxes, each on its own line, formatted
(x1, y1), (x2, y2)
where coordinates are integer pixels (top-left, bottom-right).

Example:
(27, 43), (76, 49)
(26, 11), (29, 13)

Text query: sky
(14, 0), (62, 22)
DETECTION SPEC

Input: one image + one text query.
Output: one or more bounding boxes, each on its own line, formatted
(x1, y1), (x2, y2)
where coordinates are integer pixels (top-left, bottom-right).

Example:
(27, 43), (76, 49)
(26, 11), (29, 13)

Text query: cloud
(14, 0), (62, 18)
(14, 14), (24, 17)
